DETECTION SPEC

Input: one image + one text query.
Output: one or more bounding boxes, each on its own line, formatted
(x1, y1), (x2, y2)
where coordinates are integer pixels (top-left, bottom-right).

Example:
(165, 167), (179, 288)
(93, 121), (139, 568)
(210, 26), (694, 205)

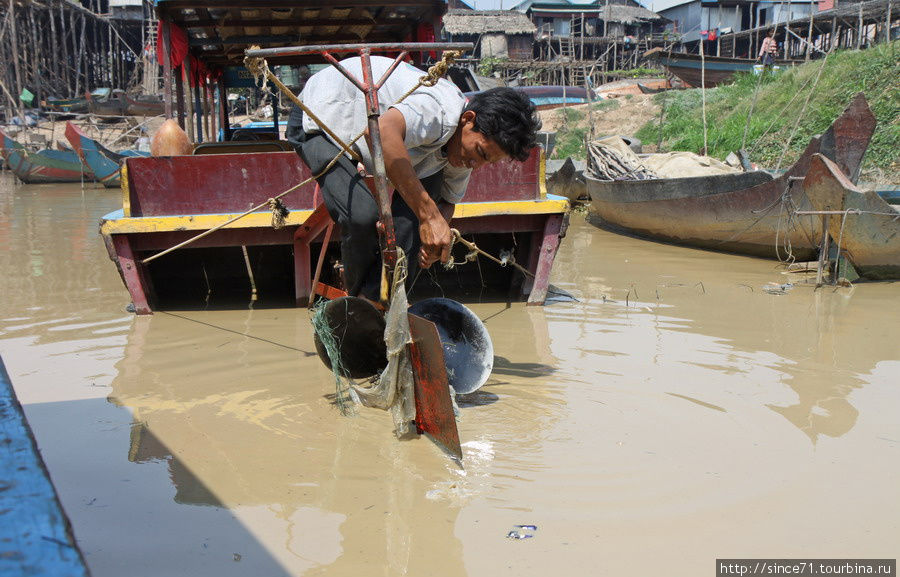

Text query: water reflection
(2, 178), (898, 575)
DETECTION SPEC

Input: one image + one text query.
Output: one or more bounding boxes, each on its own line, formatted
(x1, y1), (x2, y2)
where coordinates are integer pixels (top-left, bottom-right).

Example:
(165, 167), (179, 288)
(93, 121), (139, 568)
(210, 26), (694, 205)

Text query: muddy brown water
(1, 174), (897, 576)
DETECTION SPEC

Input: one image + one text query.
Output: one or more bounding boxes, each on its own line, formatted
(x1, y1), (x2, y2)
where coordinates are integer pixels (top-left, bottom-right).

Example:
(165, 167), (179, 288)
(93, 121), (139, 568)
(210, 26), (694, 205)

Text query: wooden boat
(124, 94), (165, 117)
(646, 48), (800, 88)
(42, 95), (89, 115)
(804, 154), (900, 280)
(64, 122), (148, 188)
(98, 0), (569, 314)
(0, 128), (94, 184)
(0, 356), (91, 577)
(86, 88), (129, 117)
(465, 85), (593, 110)
(586, 93), (876, 261)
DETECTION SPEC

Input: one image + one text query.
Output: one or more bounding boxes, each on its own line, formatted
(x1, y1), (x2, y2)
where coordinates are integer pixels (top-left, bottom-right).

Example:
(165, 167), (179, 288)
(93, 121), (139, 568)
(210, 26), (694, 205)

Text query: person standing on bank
(286, 56), (540, 301)
(758, 30), (778, 68)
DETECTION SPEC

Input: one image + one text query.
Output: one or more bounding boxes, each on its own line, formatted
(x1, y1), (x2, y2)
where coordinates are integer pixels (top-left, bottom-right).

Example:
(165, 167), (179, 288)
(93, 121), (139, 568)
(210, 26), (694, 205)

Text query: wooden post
(8, 0), (25, 124)
(218, 80), (230, 141)
(752, 3), (758, 58)
(816, 216), (830, 286)
(832, 16), (838, 50)
(182, 57), (195, 142)
(716, 6), (721, 56)
(603, 0), (608, 38)
(888, 1), (893, 46)
(161, 20), (173, 119)
(193, 80), (202, 140)
(175, 65), (185, 130)
(700, 38), (707, 154)
(60, 2), (70, 94)
(857, 2), (863, 49)
(734, 5), (739, 56)
(580, 11), (585, 60)
(203, 81), (211, 143)
(28, 3), (41, 106)
(806, 5), (814, 60)
(75, 14), (86, 97)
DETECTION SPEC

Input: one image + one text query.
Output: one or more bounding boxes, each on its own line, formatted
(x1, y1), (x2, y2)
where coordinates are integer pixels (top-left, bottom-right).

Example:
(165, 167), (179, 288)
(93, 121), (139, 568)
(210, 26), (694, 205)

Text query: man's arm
(371, 107), (452, 268)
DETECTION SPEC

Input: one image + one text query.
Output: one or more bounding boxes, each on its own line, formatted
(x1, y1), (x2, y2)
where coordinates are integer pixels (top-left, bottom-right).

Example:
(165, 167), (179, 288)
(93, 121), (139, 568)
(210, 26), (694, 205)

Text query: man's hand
(374, 108), (456, 269)
(418, 213), (452, 269)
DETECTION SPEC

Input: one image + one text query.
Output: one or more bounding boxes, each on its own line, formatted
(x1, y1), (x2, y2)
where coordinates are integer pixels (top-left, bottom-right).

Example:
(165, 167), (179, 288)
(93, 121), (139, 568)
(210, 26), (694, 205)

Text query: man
(758, 30), (778, 68)
(287, 56), (540, 301)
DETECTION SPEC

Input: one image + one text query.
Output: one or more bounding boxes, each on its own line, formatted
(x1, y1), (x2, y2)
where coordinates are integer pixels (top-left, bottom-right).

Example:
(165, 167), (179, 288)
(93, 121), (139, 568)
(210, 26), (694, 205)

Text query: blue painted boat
(0, 129), (94, 184)
(0, 356), (90, 576)
(65, 121), (148, 188)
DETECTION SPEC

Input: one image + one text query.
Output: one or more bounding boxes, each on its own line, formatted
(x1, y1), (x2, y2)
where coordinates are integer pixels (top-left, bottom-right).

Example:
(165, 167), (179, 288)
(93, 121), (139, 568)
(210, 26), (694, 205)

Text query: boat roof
(153, 0), (449, 67)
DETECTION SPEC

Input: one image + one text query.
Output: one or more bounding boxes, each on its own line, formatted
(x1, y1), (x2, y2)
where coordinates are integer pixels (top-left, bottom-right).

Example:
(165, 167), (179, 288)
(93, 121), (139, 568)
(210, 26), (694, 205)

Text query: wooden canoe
(586, 93), (877, 261)
(804, 154), (900, 280)
(648, 50), (800, 88)
(64, 122), (148, 188)
(0, 128), (93, 184)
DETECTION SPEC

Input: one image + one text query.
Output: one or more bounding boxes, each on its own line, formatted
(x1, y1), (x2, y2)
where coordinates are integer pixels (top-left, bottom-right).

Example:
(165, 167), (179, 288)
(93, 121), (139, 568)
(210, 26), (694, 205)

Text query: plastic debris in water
(762, 282), (794, 295)
(506, 524), (538, 539)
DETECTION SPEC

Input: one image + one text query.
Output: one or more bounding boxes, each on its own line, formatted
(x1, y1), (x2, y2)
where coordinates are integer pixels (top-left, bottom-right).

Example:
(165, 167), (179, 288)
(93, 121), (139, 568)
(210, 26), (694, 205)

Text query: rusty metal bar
(245, 42), (472, 59)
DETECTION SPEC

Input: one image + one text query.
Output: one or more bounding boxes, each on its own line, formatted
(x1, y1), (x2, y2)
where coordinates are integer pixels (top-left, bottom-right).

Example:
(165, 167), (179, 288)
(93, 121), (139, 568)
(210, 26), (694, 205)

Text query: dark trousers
(286, 107), (443, 300)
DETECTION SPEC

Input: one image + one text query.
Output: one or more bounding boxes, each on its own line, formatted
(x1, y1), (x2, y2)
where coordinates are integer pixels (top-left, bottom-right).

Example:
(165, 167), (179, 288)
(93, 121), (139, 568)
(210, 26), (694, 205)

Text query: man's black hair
(464, 87), (541, 162)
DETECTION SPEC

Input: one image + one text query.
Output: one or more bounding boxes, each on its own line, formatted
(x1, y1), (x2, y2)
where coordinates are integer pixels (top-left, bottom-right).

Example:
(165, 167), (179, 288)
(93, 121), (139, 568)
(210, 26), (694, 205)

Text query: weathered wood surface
(587, 93), (876, 261)
(804, 154), (900, 280)
(0, 356), (90, 577)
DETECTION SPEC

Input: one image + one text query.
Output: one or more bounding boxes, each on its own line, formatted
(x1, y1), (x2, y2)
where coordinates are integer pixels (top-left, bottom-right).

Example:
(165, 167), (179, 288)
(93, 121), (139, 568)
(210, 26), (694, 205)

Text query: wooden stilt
(161, 19), (173, 119)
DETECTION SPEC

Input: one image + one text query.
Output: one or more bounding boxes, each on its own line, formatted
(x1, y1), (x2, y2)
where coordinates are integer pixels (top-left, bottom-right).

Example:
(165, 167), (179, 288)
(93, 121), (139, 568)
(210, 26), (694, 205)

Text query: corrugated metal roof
(513, 0), (665, 22)
(154, 0), (447, 66)
(444, 10), (537, 34)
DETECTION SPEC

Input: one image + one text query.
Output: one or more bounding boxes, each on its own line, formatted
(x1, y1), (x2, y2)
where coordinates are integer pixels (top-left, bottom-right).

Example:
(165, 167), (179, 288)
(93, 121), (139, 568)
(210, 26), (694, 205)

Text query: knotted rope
(443, 229), (534, 278)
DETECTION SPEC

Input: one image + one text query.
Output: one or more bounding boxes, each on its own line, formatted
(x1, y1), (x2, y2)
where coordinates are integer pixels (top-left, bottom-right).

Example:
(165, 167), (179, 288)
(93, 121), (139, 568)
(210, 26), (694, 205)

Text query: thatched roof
(444, 10), (538, 35)
(599, 3), (665, 23)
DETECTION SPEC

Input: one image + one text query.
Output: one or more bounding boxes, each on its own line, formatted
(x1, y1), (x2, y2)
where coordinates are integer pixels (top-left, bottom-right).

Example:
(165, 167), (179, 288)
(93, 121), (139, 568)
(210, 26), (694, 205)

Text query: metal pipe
(245, 42), (473, 59)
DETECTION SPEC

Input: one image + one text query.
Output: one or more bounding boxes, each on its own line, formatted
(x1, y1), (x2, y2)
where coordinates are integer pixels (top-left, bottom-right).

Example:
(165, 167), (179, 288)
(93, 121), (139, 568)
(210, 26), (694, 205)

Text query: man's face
(446, 110), (508, 170)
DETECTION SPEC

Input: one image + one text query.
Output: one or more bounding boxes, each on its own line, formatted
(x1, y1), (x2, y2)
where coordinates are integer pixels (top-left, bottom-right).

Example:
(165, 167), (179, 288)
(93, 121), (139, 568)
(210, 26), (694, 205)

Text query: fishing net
(311, 249), (416, 437)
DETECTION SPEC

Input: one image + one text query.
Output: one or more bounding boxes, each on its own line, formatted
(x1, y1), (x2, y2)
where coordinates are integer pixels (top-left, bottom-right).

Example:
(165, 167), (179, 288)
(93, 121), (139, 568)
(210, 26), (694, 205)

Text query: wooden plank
(462, 147), (541, 202)
(112, 235), (153, 315)
(407, 314), (462, 461)
(0, 356), (90, 577)
(124, 152), (317, 217)
(526, 213), (567, 306)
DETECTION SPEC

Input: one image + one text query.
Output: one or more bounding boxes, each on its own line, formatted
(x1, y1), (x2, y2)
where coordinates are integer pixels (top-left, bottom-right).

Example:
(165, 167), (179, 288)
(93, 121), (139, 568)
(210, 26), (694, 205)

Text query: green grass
(635, 41), (899, 179)
(551, 100), (620, 160)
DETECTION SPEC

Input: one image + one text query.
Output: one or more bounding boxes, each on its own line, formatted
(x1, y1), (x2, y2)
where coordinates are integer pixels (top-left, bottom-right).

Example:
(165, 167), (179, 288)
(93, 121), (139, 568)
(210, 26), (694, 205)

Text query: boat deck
(100, 149), (569, 313)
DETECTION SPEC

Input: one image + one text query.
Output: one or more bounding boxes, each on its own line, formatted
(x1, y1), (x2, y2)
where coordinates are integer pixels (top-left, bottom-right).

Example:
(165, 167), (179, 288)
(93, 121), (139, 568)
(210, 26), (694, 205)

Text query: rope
(443, 229), (534, 278)
(774, 47), (832, 172)
(143, 49), (462, 265)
